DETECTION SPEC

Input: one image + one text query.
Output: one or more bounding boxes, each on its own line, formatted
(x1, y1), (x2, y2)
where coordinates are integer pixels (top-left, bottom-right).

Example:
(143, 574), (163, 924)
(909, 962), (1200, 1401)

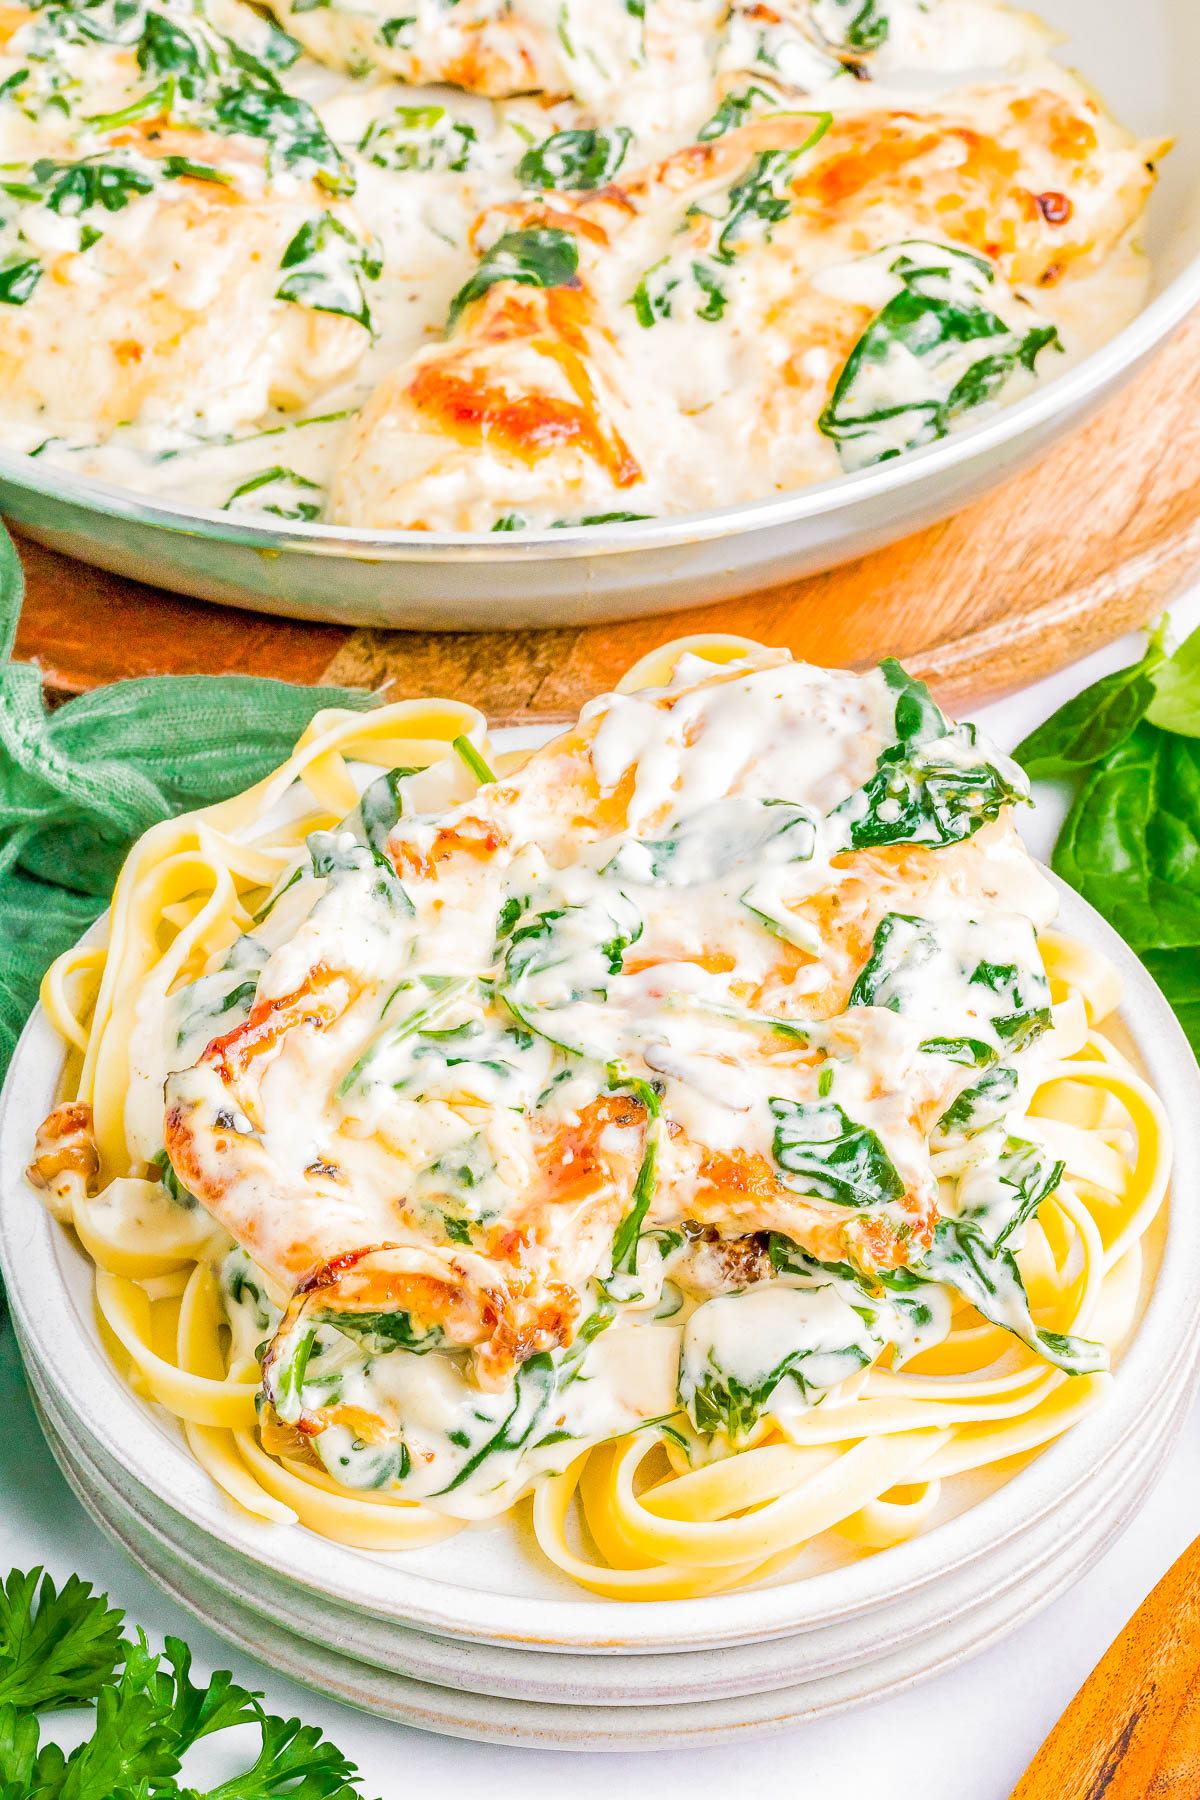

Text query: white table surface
(6, 589), (1200, 1799)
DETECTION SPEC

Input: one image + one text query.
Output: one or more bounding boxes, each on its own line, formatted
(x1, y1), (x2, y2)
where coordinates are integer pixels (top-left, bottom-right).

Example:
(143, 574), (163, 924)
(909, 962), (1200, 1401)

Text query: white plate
(21, 1306), (1194, 1708)
(31, 1368), (1189, 1749)
(2, 882), (1197, 1660)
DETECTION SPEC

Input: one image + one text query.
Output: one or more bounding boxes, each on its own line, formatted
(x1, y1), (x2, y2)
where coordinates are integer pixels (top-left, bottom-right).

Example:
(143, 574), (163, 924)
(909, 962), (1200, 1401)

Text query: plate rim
(2, 878), (1198, 1653)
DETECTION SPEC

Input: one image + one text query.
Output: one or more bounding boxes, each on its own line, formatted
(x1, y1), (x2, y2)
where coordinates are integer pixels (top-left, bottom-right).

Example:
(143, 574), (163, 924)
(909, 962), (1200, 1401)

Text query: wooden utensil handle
(1009, 1535), (1200, 1799)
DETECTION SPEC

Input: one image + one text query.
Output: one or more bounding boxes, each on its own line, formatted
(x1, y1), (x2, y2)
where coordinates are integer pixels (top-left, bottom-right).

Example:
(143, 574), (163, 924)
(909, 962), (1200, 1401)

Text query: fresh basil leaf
(819, 241), (1061, 471)
(28, 155), (154, 213)
(275, 212), (381, 332)
(446, 226), (579, 333)
(518, 126), (632, 190)
(378, 13), (415, 46)
(769, 1096), (904, 1208)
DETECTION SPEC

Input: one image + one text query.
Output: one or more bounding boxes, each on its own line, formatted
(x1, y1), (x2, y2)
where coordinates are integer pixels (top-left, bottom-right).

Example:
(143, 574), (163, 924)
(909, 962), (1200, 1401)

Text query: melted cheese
(0, 0), (1161, 526)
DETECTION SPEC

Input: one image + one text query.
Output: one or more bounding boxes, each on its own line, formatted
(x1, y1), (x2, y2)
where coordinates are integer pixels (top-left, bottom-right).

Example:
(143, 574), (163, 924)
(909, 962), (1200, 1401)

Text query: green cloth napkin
(0, 525), (375, 1075)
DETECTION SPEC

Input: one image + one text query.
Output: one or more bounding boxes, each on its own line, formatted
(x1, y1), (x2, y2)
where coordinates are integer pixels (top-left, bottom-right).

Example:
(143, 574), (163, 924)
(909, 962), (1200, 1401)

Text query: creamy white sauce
(0, 0), (1157, 527)
(128, 649), (1103, 1510)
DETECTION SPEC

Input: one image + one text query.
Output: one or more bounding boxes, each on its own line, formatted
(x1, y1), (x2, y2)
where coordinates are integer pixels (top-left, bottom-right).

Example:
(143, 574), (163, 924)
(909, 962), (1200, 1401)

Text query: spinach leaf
(697, 83), (778, 140)
(26, 156), (153, 213)
(819, 241), (1061, 472)
(1147, 621), (1200, 739)
(518, 126), (632, 190)
(378, 14), (415, 47)
(1024, 618), (1200, 1062)
(338, 975), (475, 1097)
(0, 256), (41, 304)
(848, 910), (1051, 1056)
(607, 1066), (663, 1276)
(769, 1096), (904, 1208)
(446, 226), (579, 333)
(313, 1308), (445, 1356)
(551, 510), (653, 525)
(631, 253), (727, 326)
(355, 766), (418, 858)
(436, 1351), (562, 1493)
(814, 0), (891, 51)
(681, 1304), (872, 1440)
(936, 1062), (1018, 1136)
(922, 1219), (1105, 1375)
(833, 658), (1027, 849)
(359, 103), (477, 173)
(702, 143), (807, 264)
(499, 893), (642, 1054)
(952, 1136), (1064, 1248)
(307, 825), (412, 918)
(136, 9), (215, 95)
(1052, 724), (1200, 955)
(275, 213), (381, 332)
(1014, 629), (1166, 778)
(223, 465), (323, 522)
(215, 85), (350, 193)
(605, 797), (815, 887)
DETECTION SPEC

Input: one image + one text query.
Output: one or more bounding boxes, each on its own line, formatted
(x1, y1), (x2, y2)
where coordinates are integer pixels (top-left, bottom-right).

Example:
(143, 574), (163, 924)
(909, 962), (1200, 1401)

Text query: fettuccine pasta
(27, 638), (1170, 1599)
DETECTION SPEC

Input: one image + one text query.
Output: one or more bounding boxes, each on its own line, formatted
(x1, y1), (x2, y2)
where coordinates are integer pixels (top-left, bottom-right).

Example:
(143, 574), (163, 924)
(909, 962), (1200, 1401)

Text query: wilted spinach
(923, 1218), (1105, 1375)
(833, 658), (1028, 850)
(848, 910), (1051, 1056)
(819, 241), (1061, 471)
(223, 465), (323, 522)
(518, 126), (632, 190)
(814, 0), (891, 52)
(446, 226), (580, 333)
(769, 1096), (905, 1208)
(697, 83), (778, 140)
(359, 103), (477, 173)
(275, 213), (381, 332)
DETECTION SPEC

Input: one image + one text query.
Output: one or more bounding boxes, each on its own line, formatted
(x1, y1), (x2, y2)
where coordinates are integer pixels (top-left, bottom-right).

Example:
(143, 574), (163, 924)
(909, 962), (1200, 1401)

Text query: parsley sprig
(0, 1566), (377, 1800)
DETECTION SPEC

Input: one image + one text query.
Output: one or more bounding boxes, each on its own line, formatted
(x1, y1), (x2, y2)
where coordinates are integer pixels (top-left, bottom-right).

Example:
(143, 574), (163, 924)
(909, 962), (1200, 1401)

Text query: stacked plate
(3, 886), (1200, 1751)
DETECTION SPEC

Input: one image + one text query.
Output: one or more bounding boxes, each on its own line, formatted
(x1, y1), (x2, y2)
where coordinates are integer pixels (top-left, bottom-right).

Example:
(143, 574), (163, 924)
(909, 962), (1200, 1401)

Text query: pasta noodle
(26, 640), (1170, 1600)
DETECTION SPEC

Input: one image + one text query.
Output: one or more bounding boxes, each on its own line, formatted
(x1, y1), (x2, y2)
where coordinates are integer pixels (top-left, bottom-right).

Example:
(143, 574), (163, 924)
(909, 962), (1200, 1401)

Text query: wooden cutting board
(15, 304), (1200, 718)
